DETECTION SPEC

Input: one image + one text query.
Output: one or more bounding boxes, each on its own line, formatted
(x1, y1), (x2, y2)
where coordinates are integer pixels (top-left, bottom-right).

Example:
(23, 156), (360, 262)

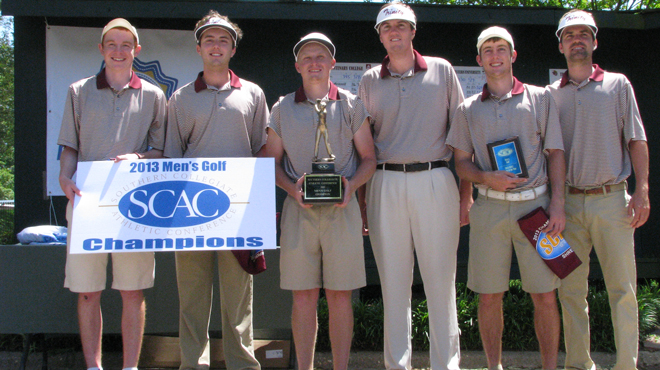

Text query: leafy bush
(312, 280), (659, 353)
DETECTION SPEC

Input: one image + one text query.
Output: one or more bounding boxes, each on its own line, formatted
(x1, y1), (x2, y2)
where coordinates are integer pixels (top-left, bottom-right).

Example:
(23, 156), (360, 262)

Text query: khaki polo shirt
(164, 71), (269, 158)
(548, 65), (646, 188)
(269, 83), (369, 180)
(447, 78), (564, 190)
(358, 50), (464, 164)
(57, 69), (167, 162)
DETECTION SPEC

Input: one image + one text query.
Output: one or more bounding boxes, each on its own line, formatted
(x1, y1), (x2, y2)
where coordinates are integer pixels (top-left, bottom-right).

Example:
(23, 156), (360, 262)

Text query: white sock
(122, 368), (138, 370)
(87, 367), (102, 370)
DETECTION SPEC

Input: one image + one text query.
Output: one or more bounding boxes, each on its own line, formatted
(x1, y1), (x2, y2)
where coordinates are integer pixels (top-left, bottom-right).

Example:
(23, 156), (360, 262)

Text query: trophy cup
(303, 99), (343, 204)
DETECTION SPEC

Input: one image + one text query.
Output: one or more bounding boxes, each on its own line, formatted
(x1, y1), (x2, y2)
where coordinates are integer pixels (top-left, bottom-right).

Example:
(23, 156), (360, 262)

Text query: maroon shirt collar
(379, 50), (428, 78)
(559, 64), (604, 87)
(194, 69), (243, 93)
(294, 82), (340, 103)
(96, 68), (142, 90)
(481, 77), (524, 102)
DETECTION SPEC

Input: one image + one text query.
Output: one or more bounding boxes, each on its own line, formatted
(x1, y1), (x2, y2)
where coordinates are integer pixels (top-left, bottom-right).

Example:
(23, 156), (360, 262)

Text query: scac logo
(536, 232), (571, 260)
(118, 181), (231, 227)
(498, 148), (513, 157)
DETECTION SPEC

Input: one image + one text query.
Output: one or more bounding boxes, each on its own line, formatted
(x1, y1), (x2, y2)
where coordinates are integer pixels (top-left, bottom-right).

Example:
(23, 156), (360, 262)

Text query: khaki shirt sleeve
(446, 65), (465, 129)
(163, 94), (186, 158)
(148, 89), (167, 151)
(250, 87), (270, 156)
(621, 78), (646, 146)
(57, 85), (80, 151)
(446, 102), (473, 155)
(541, 88), (564, 154)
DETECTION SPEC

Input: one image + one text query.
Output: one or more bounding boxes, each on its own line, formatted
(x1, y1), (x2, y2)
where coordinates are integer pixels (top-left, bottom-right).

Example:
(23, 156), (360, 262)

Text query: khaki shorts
(279, 196), (366, 291)
(467, 193), (560, 294)
(63, 201), (155, 293)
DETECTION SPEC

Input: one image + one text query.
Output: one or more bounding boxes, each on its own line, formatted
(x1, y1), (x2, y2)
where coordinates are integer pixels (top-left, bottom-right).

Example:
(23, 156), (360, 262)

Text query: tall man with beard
(548, 9), (650, 370)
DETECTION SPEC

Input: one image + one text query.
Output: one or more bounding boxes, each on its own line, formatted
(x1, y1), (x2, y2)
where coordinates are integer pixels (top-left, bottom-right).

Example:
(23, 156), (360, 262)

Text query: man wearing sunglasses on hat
(163, 10), (268, 370)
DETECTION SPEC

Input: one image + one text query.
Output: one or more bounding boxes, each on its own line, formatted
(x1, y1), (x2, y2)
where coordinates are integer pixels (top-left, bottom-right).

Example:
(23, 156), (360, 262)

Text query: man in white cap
(264, 32), (376, 370)
(164, 10), (268, 370)
(57, 18), (166, 370)
(447, 26), (565, 370)
(358, 2), (468, 369)
(548, 9), (649, 370)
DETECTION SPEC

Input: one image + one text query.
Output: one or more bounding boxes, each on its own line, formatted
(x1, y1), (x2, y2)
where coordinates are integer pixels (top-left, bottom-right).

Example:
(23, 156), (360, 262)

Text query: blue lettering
(125, 239), (143, 250)
(83, 238), (103, 251)
(175, 238), (194, 250)
(145, 239), (173, 249)
(105, 238), (123, 250)
(247, 237), (264, 247)
(226, 237), (245, 247)
(206, 237), (224, 247)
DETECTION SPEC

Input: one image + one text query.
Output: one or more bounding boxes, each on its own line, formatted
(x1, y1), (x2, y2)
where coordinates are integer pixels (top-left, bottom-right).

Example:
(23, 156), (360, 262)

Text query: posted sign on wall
(70, 158), (276, 254)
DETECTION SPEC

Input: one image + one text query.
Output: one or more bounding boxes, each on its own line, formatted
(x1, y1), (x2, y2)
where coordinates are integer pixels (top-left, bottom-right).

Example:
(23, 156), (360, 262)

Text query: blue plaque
(487, 136), (528, 178)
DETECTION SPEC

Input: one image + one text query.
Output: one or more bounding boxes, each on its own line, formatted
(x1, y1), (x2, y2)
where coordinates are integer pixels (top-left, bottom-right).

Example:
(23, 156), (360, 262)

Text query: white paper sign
(549, 69), (567, 85)
(70, 158), (276, 253)
(454, 66), (487, 98)
(330, 63), (379, 95)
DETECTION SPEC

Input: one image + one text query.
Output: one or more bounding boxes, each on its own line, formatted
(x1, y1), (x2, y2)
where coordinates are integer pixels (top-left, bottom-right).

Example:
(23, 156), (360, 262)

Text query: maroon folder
(232, 249), (267, 275)
(517, 207), (581, 279)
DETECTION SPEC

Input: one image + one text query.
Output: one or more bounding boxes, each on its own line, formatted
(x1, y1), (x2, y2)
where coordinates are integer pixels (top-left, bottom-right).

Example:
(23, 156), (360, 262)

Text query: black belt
(376, 160), (448, 172)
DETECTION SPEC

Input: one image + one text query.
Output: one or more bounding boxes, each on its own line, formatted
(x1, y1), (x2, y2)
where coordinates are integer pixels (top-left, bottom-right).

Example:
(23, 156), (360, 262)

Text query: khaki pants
(176, 251), (259, 370)
(367, 167), (461, 370)
(559, 188), (637, 370)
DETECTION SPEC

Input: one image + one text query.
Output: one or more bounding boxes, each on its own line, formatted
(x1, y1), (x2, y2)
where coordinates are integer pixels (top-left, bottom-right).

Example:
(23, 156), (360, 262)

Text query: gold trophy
(303, 99), (343, 204)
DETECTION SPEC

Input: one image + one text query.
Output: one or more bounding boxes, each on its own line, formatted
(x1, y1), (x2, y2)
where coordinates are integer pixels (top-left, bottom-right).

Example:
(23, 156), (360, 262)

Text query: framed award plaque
(487, 136), (529, 178)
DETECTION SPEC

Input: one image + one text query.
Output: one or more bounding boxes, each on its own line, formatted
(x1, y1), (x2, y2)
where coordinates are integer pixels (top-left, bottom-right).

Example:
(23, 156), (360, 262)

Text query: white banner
(70, 158), (276, 253)
(46, 25), (201, 196)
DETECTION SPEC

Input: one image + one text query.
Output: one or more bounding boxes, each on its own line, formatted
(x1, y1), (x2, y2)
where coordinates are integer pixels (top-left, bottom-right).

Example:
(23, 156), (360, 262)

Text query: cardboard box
(139, 335), (292, 369)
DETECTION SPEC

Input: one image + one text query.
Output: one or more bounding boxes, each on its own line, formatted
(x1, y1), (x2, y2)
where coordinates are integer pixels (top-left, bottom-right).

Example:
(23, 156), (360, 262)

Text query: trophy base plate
(303, 173), (343, 204)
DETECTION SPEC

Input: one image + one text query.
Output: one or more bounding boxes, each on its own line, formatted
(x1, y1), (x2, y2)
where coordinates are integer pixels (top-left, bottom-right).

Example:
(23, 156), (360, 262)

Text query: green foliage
(352, 299), (385, 350)
(311, 280), (660, 353)
(638, 280), (660, 340)
(0, 15), (13, 202)
(401, 0), (659, 11)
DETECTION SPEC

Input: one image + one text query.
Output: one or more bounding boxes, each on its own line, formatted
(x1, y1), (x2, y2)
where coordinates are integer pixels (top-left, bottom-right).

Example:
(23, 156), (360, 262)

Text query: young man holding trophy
(446, 26), (566, 370)
(264, 33), (376, 370)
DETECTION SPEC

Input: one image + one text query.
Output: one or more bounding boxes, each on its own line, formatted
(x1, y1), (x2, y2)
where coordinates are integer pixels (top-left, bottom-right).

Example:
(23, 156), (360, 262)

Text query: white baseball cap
(556, 11), (598, 41)
(477, 26), (514, 53)
(195, 16), (238, 45)
(101, 18), (139, 45)
(374, 4), (417, 32)
(293, 32), (336, 60)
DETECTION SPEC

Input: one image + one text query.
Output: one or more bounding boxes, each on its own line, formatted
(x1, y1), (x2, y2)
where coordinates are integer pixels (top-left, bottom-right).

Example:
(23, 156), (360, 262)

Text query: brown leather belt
(376, 160), (448, 173)
(567, 182), (627, 195)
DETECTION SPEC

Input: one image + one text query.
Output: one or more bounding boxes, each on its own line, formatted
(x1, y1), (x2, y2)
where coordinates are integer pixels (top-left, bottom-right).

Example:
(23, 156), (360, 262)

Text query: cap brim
(293, 40), (335, 60)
